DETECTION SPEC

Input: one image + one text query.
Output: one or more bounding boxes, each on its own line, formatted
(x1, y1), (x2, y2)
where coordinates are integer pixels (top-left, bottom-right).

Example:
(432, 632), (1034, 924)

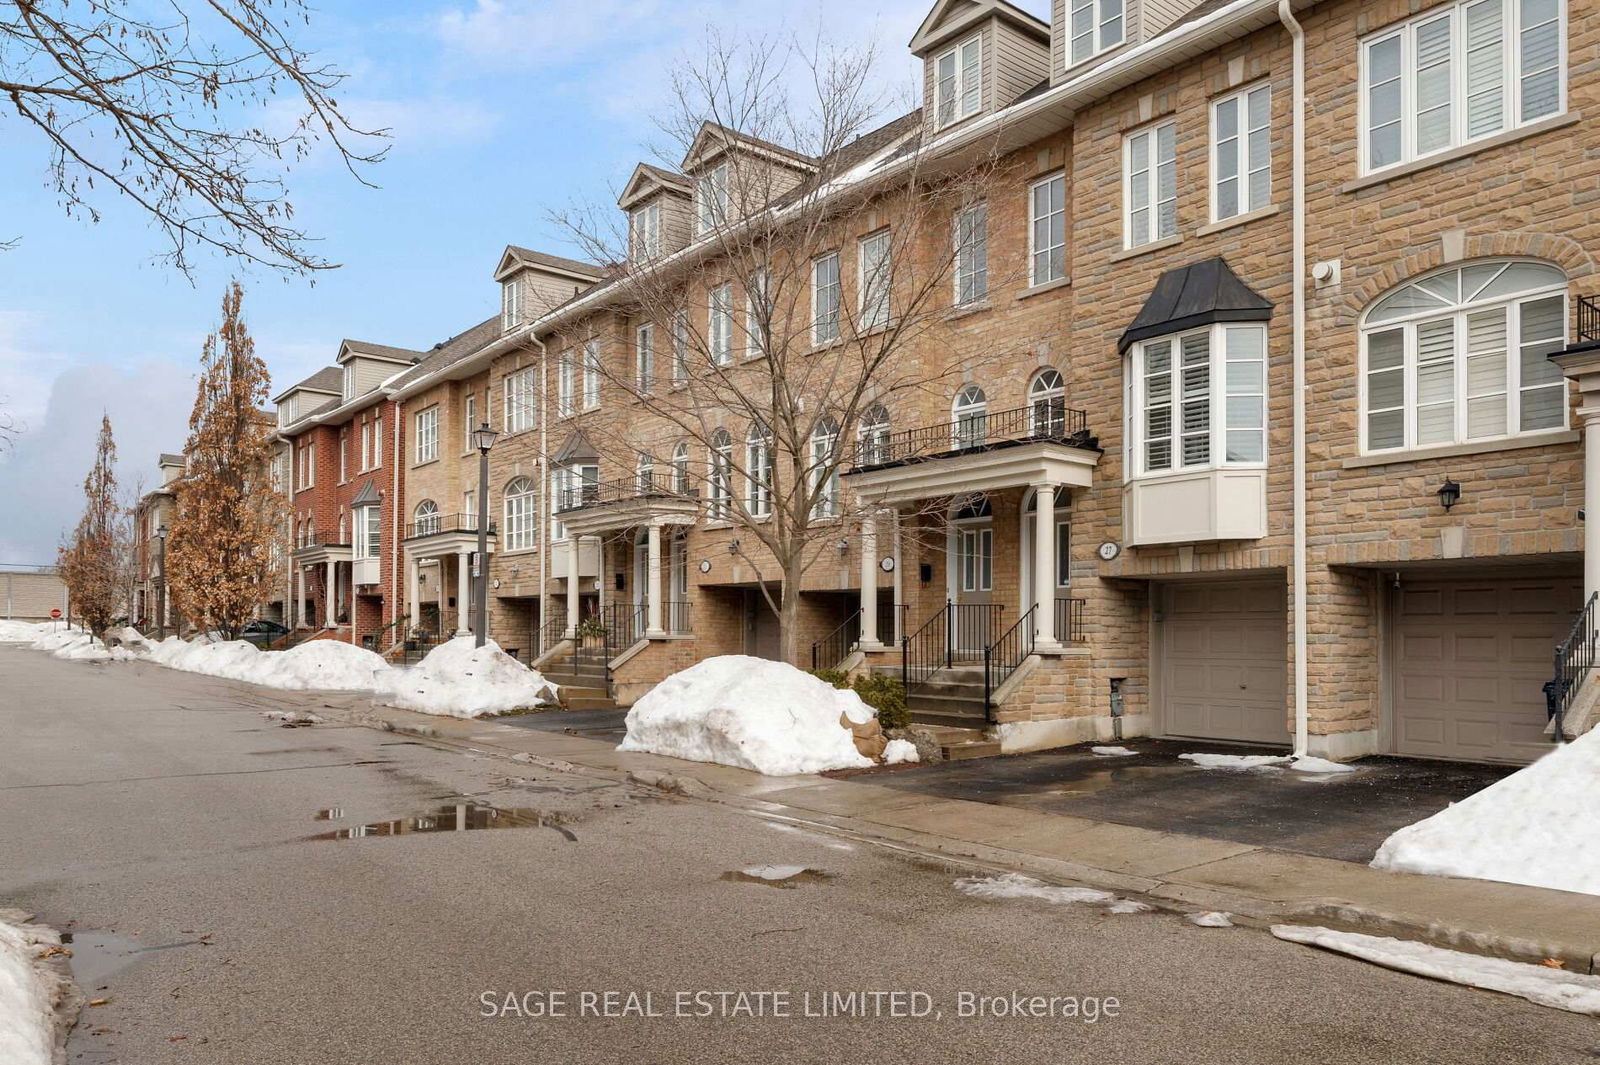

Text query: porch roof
(843, 439), (1100, 507)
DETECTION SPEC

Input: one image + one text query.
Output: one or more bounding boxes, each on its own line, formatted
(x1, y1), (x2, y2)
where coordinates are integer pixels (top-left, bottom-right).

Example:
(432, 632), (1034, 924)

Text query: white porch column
(295, 565), (306, 628)
(858, 510), (880, 648)
(1032, 484), (1060, 650)
(1584, 406), (1600, 599)
(565, 538), (580, 637)
(891, 509), (904, 644)
(323, 559), (335, 628)
(406, 554), (419, 631)
(646, 523), (665, 637)
(435, 560), (445, 633)
(455, 550), (471, 636)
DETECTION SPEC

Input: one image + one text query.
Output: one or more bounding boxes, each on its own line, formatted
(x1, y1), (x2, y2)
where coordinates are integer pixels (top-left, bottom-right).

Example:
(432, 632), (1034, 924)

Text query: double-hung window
(1068, 0), (1125, 67)
(955, 203), (989, 304)
(632, 201), (661, 259)
(708, 430), (733, 520)
(372, 414), (382, 468)
(697, 162), (729, 235)
(1212, 84), (1272, 221)
(338, 429), (349, 482)
(1128, 324), (1268, 476)
(1361, 0), (1566, 174)
(636, 323), (655, 393)
(503, 477), (537, 551)
(812, 252), (841, 345)
(360, 420), (373, 471)
(934, 35), (982, 127)
(859, 231), (891, 331)
(810, 417), (841, 519)
(352, 506), (380, 560)
(462, 394), (476, 451)
(745, 269), (769, 358)
(501, 280), (521, 330)
(415, 407), (438, 464)
(1124, 121), (1177, 248)
(746, 424), (773, 519)
(1029, 174), (1066, 285)
(503, 368), (535, 433)
(709, 284), (733, 366)
(582, 340), (601, 410)
(1361, 261), (1567, 452)
(671, 311), (689, 385)
(557, 352), (575, 417)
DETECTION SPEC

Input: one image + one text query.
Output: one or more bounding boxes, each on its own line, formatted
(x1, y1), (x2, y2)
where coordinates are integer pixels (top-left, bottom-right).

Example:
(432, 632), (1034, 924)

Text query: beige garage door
(1393, 575), (1582, 764)
(1159, 581), (1288, 745)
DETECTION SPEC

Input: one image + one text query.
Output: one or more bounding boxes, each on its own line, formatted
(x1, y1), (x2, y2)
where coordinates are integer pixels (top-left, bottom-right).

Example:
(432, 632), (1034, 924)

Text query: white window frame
(557, 352), (575, 417)
(671, 310), (689, 386)
(582, 339), (601, 410)
(501, 279), (521, 330)
(745, 268), (769, 359)
(1028, 174), (1066, 286)
(636, 322), (655, 393)
(952, 385), (988, 450)
(632, 200), (661, 259)
(1358, 261), (1568, 454)
(503, 477), (537, 551)
(550, 463), (598, 542)
(372, 414), (382, 469)
(1210, 82), (1272, 222)
(858, 404), (891, 466)
(812, 251), (841, 346)
(709, 284), (733, 366)
(1359, 0), (1568, 176)
(1125, 323), (1269, 479)
(360, 420), (373, 471)
(413, 500), (440, 537)
(858, 230), (891, 332)
(934, 34), (983, 128)
(503, 367), (536, 434)
(810, 417), (841, 519)
(708, 431), (733, 521)
(342, 364), (355, 401)
(746, 424), (773, 519)
(1068, 0), (1126, 68)
(672, 442), (691, 494)
(462, 393), (476, 452)
(415, 407), (438, 465)
(696, 161), (729, 235)
(338, 428), (348, 483)
(1124, 120), (1178, 249)
(954, 202), (989, 305)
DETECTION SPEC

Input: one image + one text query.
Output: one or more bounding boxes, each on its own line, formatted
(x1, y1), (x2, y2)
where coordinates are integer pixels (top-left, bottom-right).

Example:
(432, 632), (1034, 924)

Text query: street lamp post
(155, 523), (168, 640)
(470, 422), (500, 649)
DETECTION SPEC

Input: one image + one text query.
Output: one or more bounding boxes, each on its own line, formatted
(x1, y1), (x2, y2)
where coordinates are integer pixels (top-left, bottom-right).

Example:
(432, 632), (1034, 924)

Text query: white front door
(952, 522), (993, 652)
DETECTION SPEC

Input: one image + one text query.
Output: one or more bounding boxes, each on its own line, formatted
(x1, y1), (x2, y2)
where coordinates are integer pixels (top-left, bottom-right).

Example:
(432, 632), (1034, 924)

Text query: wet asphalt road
(1, 645), (1594, 1065)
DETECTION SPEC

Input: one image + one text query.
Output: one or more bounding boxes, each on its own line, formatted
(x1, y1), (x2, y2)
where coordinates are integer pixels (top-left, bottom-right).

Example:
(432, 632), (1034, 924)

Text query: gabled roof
(388, 315), (504, 391)
(272, 366), (343, 403)
(493, 245), (605, 284)
(681, 121), (818, 175)
(553, 430), (599, 465)
(910, 0), (1050, 55)
(1118, 257), (1274, 353)
(618, 162), (692, 209)
(337, 339), (422, 365)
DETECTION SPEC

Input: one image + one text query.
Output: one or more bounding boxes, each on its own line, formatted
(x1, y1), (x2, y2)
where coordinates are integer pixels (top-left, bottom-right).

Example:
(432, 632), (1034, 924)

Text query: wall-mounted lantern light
(1437, 479), (1462, 512)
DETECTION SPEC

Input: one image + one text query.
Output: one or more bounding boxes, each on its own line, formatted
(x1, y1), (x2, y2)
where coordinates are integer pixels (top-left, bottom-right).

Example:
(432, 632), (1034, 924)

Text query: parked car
(239, 619), (291, 648)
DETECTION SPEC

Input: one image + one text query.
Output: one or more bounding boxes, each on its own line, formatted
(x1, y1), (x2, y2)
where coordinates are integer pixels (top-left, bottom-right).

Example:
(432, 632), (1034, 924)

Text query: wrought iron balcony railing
(294, 532), (350, 550)
(404, 513), (497, 540)
(556, 474), (698, 513)
(1577, 294), (1600, 345)
(851, 400), (1091, 470)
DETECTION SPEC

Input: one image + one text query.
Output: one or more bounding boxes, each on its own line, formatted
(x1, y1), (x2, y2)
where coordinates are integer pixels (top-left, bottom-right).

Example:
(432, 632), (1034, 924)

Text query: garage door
(1159, 581), (1287, 745)
(1393, 575), (1582, 764)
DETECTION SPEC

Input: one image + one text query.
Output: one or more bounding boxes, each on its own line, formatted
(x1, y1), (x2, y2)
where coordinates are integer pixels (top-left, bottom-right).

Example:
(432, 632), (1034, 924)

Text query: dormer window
(342, 364), (355, 401)
(1068, 0), (1124, 67)
(632, 201), (662, 259)
(935, 35), (982, 127)
(501, 278), (522, 330)
(696, 162), (729, 235)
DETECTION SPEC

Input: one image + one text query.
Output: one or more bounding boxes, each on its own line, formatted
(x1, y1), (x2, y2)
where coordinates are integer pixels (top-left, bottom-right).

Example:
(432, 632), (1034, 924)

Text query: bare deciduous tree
(551, 35), (1036, 664)
(58, 413), (124, 638)
(0, 0), (387, 274)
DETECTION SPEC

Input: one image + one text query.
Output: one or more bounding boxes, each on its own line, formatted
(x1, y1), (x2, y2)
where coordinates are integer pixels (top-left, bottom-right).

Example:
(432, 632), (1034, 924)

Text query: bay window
(1128, 324), (1267, 477)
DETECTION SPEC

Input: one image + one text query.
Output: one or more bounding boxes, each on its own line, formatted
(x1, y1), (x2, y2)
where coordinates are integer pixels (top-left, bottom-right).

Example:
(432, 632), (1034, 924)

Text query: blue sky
(0, 0), (1051, 563)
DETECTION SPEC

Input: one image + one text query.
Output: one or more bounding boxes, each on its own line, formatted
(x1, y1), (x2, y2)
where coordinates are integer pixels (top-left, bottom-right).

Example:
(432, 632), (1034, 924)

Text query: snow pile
(374, 637), (557, 718)
(1273, 925), (1600, 1015)
(1372, 729), (1600, 896)
(148, 636), (388, 691)
(954, 873), (1115, 906)
(0, 913), (69, 1065)
(1180, 752), (1358, 775)
(0, 620), (72, 643)
(882, 738), (920, 765)
(1091, 746), (1136, 757)
(1186, 911), (1235, 928)
(618, 656), (874, 775)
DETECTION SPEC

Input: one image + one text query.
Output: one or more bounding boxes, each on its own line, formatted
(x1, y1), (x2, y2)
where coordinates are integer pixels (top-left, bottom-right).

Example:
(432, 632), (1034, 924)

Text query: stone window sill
(1340, 112), (1580, 194)
(945, 300), (993, 321)
(1341, 429), (1579, 469)
(1016, 276), (1072, 301)
(1109, 234), (1182, 264)
(1195, 203), (1280, 238)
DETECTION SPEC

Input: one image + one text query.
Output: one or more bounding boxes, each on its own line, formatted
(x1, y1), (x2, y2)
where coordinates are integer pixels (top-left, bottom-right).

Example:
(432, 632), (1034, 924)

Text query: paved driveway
(857, 739), (1514, 863)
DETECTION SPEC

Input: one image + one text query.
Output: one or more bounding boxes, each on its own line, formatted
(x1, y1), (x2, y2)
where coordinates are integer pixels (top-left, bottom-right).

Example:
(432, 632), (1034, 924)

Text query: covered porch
(557, 477), (697, 643)
(403, 512), (495, 638)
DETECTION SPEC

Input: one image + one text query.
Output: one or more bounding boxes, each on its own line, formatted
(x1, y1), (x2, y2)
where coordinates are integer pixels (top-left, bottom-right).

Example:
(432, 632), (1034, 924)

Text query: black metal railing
(557, 474), (698, 513)
(662, 600), (693, 635)
(295, 532), (350, 549)
(405, 513), (497, 540)
(1055, 597), (1087, 643)
(984, 605), (1036, 716)
(396, 628), (446, 666)
(851, 401), (1091, 470)
(1547, 591), (1599, 738)
(900, 601), (1002, 692)
(534, 611), (569, 658)
(1578, 294), (1600, 344)
(811, 610), (861, 671)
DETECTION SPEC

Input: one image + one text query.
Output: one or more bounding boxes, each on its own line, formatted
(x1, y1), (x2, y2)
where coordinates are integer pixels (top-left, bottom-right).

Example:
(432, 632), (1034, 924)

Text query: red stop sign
(50, 608), (62, 619)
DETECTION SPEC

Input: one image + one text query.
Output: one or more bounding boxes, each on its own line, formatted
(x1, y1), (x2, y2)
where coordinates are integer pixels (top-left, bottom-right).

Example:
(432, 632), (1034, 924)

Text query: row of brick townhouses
(262, 0), (1600, 766)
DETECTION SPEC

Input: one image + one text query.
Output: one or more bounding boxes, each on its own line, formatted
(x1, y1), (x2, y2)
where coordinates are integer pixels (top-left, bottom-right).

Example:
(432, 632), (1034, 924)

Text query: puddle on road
(314, 808), (343, 821)
(720, 865), (833, 888)
(61, 931), (208, 986)
(308, 802), (578, 842)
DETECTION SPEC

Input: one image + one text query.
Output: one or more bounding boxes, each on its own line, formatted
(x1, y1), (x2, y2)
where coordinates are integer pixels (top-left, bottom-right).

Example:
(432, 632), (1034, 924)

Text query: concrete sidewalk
(358, 701), (1600, 974)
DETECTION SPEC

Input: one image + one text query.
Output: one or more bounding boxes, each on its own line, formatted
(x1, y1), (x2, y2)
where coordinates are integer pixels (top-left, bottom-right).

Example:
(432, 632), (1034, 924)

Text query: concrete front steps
(918, 725), (1002, 760)
(883, 665), (1002, 760)
(543, 647), (617, 711)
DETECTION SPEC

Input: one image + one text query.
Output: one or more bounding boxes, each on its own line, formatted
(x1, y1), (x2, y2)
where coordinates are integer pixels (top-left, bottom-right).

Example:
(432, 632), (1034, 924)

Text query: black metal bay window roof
(1117, 256), (1273, 353)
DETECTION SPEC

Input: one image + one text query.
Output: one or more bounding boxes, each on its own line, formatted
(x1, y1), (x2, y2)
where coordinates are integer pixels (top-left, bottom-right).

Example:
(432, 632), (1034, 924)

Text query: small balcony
(556, 475), (700, 536)
(844, 401), (1102, 506)
(292, 532), (351, 562)
(404, 513), (497, 541)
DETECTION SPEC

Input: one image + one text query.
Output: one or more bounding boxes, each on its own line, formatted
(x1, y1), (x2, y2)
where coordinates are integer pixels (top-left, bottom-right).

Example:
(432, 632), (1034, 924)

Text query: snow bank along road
(1, 646), (1595, 1065)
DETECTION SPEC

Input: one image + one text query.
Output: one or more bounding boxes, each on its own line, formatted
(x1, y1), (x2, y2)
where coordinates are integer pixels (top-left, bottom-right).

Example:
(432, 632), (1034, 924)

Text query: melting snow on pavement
(1091, 746), (1137, 756)
(1273, 925), (1600, 1015)
(0, 912), (70, 1065)
(955, 873), (1120, 907)
(1179, 752), (1358, 775)
(1371, 726), (1600, 896)
(618, 656), (874, 775)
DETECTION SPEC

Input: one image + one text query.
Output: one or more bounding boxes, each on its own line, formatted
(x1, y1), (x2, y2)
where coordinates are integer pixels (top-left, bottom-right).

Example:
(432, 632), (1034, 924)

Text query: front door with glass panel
(1021, 488), (1072, 634)
(952, 517), (993, 654)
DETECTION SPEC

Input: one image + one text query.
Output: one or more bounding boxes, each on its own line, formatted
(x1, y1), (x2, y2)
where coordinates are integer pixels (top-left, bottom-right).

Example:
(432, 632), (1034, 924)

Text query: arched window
(858, 403), (890, 466)
(413, 500), (440, 537)
(1028, 368), (1066, 437)
(1362, 261), (1567, 452)
(503, 476), (537, 550)
(637, 452), (656, 494)
(811, 416), (841, 519)
(709, 429), (732, 520)
(672, 442), (691, 495)
(746, 423), (773, 518)
(952, 385), (987, 449)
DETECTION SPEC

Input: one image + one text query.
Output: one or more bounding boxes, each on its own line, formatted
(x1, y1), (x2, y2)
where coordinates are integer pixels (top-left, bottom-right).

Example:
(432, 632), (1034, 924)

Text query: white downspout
(1280, 0), (1309, 759)
(533, 337), (549, 639)
(392, 398), (404, 638)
